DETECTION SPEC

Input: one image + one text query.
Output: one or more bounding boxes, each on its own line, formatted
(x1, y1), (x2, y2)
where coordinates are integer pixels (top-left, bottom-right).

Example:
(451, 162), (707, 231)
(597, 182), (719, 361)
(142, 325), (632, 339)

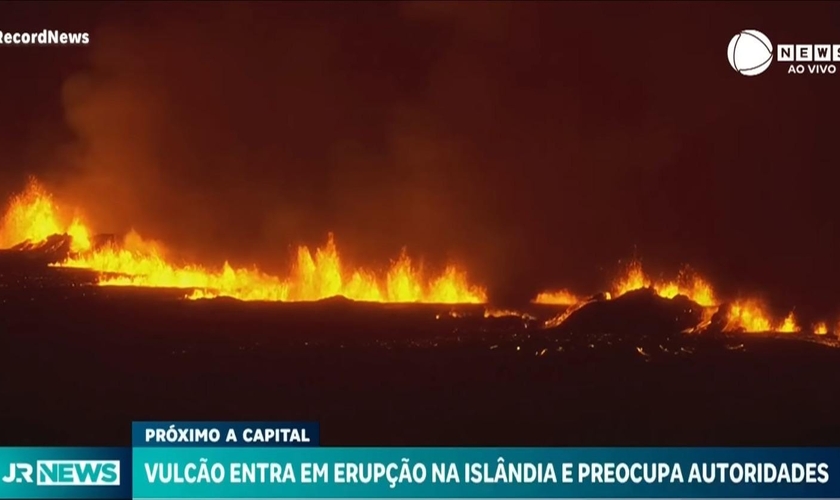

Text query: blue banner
(131, 447), (839, 498)
(0, 447), (131, 499)
(132, 421), (319, 447)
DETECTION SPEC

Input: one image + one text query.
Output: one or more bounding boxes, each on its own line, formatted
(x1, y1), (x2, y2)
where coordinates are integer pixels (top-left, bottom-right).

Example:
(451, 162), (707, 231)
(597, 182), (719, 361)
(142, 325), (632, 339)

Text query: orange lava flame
(1, 180), (486, 304)
(722, 301), (802, 334)
(777, 312), (800, 333)
(0, 179), (91, 253)
(725, 300), (772, 332)
(534, 260), (815, 335)
(2, 180), (837, 332)
(612, 261), (717, 307)
(484, 308), (535, 321)
(532, 289), (579, 305)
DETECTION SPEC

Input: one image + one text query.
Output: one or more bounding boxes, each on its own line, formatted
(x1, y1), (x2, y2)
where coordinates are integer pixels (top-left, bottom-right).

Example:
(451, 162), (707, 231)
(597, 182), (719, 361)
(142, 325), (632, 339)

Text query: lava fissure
(0, 178), (838, 337)
(0, 179), (486, 304)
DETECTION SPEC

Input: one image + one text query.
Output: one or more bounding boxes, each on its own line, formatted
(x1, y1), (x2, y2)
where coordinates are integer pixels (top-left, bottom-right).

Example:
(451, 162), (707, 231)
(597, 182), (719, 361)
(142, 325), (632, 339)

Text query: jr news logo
(728, 29), (840, 76)
(2, 460), (120, 486)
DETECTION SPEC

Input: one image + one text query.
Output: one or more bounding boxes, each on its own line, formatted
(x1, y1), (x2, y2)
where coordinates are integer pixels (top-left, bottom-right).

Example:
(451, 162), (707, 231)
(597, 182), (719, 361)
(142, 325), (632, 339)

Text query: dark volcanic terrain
(1, 266), (839, 448)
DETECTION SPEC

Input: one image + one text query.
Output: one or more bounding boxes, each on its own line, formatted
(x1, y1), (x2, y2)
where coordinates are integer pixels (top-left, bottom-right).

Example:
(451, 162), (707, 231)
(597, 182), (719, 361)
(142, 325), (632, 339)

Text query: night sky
(1, 1), (839, 314)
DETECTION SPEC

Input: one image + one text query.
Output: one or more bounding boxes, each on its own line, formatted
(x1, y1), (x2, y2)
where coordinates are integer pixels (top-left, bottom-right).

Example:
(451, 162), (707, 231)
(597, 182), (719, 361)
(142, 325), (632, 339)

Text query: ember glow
(63, 232), (486, 303)
(1, 180), (487, 304)
(777, 312), (801, 333)
(532, 289), (579, 305)
(612, 261), (717, 307)
(0, 180), (90, 253)
(484, 308), (535, 321)
(533, 260), (821, 335)
(1, 180), (837, 334)
(723, 301), (804, 333)
(726, 300), (773, 333)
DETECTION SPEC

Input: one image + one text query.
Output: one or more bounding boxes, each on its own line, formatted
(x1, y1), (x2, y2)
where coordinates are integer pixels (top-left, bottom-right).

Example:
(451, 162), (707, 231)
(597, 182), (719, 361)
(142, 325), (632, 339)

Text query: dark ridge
(547, 287), (704, 336)
(1, 233), (72, 265)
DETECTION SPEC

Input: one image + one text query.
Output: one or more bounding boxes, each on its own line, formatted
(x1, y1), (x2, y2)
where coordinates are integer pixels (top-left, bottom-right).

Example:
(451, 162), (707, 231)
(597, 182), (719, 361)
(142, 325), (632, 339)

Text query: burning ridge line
(0, 178), (838, 337)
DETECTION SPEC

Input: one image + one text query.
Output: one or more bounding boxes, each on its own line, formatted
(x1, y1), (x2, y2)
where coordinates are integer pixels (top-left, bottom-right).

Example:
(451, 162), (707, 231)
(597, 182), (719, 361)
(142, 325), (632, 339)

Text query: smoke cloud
(12, 1), (840, 309)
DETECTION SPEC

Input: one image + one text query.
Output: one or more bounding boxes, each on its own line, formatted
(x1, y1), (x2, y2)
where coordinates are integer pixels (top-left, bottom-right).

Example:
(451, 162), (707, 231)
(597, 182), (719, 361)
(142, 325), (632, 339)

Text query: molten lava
(532, 289), (579, 305)
(612, 261), (717, 307)
(61, 232), (486, 303)
(2, 179), (837, 334)
(532, 260), (819, 335)
(722, 301), (805, 333)
(484, 308), (535, 321)
(777, 312), (800, 333)
(0, 179), (486, 304)
(0, 180), (91, 253)
(725, 300), (772, 333)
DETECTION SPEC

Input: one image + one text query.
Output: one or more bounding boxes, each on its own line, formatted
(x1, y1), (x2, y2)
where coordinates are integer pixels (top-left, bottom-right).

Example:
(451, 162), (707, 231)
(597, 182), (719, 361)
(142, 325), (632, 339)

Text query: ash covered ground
(1, 263), (839, 448)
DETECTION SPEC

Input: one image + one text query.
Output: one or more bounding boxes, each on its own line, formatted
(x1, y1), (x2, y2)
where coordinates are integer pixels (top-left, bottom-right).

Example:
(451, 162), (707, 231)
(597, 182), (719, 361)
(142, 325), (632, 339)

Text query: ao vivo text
(1, 460), (120, 486)
(787, 64), (837, 75)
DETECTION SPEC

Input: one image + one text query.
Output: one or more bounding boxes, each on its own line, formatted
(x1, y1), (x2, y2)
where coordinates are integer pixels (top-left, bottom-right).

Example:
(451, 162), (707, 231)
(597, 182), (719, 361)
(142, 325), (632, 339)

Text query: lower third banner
(132, 447), (839, 498)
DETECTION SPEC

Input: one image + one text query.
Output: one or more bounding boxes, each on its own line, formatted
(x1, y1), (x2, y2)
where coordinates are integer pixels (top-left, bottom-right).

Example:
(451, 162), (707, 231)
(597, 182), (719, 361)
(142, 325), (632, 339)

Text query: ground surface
(1, 267), (839, 447)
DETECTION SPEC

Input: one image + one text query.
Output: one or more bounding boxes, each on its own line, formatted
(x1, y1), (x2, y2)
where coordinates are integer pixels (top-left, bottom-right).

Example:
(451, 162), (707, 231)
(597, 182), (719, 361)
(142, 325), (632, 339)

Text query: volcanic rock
(0, 234), (72, 266)
(699, 302), (734, 335)
(0, 232), (119, 269)
(545, 287), (704, 336)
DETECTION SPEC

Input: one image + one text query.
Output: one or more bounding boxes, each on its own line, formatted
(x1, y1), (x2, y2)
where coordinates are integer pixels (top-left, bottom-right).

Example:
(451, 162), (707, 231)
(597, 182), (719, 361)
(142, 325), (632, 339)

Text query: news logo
(2, 460), (120, 486)
(727, 29), (840, 76)
(727, 29), (773, 76)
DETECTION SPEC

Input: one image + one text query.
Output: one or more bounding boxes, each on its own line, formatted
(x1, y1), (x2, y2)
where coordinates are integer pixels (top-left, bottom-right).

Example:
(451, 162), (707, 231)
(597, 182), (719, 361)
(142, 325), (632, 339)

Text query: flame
(66, 218), (92, 253)
(654, 275), (717, 307)
(0, 179), (64, 248)
(0, 178), (92, 253)
(0, 180), (486, 304)
(613, 261), (651, 296)
(534, 260), (813, 335)
(532, 289), (579, 305)
(777, 312), (800, 333)
(484, 308), (535, 321)
(438, 310), (464, 319)
(2, 180), (838, 330)
(724, 300), (772, 332)
(608, 262), (801, 334)
(62, 232), (487, 303)
(612, 261), (717, 307)
(532, 261), (715, 308)
(723, 300), (801, 334)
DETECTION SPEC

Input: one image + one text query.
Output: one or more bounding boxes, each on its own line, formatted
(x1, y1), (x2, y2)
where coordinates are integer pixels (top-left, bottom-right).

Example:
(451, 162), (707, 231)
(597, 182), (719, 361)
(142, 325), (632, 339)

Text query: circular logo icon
(727, 30), (773, 76)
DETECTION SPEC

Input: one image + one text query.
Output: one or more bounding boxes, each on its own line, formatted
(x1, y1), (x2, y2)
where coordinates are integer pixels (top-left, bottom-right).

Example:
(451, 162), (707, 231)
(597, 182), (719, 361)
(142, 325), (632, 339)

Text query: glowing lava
(725, 300), (772, 333)
(0, 179), (91, 253)
(1, 180), (836, 330)
(533, 260), (813, 335)
(0, 179), (486, 304)
(611, 263), (801, 334)
(484, 308), (535, 321)
(612, 261), (717, 307)
(722, 303), (800, 333)
(777, 312), (800, 333)
(532, 289), (579, 305)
